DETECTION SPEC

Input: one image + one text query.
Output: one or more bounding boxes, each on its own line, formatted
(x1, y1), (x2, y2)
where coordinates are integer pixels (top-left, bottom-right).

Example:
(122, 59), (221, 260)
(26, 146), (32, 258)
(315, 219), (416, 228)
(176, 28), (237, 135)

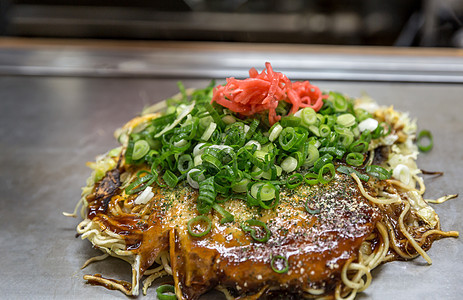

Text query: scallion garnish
(314, 154), (333, 172)
(131, 140), (150, 161)
(330, 92), (348, 112)
(271, 255), (289, 274)
(337, 165), (369, 182)
(187, 215), (212, 237)
(125, 172), (155, 195)
(162, 170), (178, 188)
(301, 107), (317, 125)
(241, 219), (271, 243)
(177, 154), (193, 174)
(212, 203), (234, 224)
(303, 172), (318, 185)
(305, 199), (320, 215)
(346, 152), (364, 167)
(268, 123), (283, 142)
(349, 140), (369, 153)
(366, 165), (392, 180)
(247, 182), (280, 209)
(286, 173), (304, 189)
(336, 113), (356, 127)
(156, 284), (177, 300)
(318, 163), (335, 184)
(281, 156), (298, 173)
(279, 127), (299, 151)
(417, 130), (433, 152)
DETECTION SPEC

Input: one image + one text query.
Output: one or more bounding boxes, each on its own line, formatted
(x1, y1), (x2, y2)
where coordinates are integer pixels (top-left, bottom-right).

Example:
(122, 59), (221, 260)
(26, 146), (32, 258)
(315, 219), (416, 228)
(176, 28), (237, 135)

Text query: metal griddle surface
(0, 76), (462, 299)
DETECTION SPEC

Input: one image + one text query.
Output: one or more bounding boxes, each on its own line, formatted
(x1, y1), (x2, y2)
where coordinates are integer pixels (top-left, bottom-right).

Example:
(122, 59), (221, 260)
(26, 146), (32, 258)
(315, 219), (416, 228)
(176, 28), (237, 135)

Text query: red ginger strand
(211, 62), (324, 125)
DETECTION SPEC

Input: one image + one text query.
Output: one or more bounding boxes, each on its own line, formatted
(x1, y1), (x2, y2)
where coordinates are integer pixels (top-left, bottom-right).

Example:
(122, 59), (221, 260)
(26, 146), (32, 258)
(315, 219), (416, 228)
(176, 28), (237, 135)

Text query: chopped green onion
(319, 146), (345, 159)
(354, 108), (372, 122)
(346, 152), (364, 167)
(212, 203), (234, 224)
(417, 130), (433, 152)
(173, 138), (188, 148)
(187, 215), (212, 237)
(371, 122), (390, 139)
(250, 166), (263, 179)
(241, 219), (271, 243)
(197, 177), (216, 214)
(232, 178), (250, 193)
(307, 136), (318, 147)
(305, 199), (320, 214)
(286, 173), (304, 189)
(303, 144), (319, 167)
(292, 151), (305, 168)
(337, 165), (370, 181)
(192, 143), (207, 157)
(251, 183), (275, 201)
(337, 131), (354, 148)
(162, 170), (178, 188)
(193, 155), (202, 166)
(281, 116), (301, 127)
(318, 163), (335, 184)
(271, 255), (289, 274)
(360, 130), (372, 143)
(202, 153), (222, 173)
(125, 138), (135, 164)
(199, 116), (213, 130)
(324, 115), (337, 128)
(155, 101), (195, 138)
(331, 93), (348, 112)
(261, 165), (281, 180)
(247, 182), (280, 209)
(281, 156), (298, 173)
(156, 284), (176, 300)
(201, 122), (217, 141)
(177, 154), (193, 173)
(245, 119), (260, 140)
(222, 115), (236, 124)
(205, 102), (225, 129)
(336, 113), (356, 127)
(308, 125), (320, 137)
(223, 123), (246, 147)
(303, 172), (318, 185)
(301, 107), (318, 125)
(349, 140), (369, 153)
(366, 165), (392, 180)
(269, 123), (283, 142)
(125, 173), (155, 195)
(278, 127), (298, 151)
(246, 140), (262, 150)
(152, 113), (176, 127)
(313, 154), (333, 172)
(319, 124), (331, 137)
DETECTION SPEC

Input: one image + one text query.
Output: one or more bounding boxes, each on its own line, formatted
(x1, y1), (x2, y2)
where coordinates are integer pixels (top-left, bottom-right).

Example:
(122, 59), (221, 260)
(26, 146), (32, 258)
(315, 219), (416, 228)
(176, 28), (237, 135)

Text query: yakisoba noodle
(66, 65), (458, 299)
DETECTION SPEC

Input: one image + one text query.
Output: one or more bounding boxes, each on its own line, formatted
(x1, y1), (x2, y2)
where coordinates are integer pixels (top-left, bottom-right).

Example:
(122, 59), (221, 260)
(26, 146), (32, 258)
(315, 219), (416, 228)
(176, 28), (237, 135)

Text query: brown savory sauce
(86, 170), (383, 299)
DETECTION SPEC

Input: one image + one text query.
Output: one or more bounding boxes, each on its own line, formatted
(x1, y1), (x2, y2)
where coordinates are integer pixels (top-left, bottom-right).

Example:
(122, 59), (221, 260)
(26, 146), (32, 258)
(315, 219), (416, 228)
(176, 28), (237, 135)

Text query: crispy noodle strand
(398, 202), (432, 264)
(426, 194), (458, 204)
(81, 253), (109, 269)
(142, 269), (168, 295)
(351, 173), (400, 205)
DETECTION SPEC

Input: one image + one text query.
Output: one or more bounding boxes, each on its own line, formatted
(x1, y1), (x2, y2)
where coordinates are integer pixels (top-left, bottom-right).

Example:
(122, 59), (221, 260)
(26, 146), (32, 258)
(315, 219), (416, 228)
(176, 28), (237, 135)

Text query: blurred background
(1, 0), (462, 48)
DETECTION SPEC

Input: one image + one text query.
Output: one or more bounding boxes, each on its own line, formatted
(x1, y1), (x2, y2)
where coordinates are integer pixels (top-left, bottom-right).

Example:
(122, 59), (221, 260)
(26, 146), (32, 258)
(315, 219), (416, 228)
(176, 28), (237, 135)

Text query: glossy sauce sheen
(87, 171), (380, 299)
